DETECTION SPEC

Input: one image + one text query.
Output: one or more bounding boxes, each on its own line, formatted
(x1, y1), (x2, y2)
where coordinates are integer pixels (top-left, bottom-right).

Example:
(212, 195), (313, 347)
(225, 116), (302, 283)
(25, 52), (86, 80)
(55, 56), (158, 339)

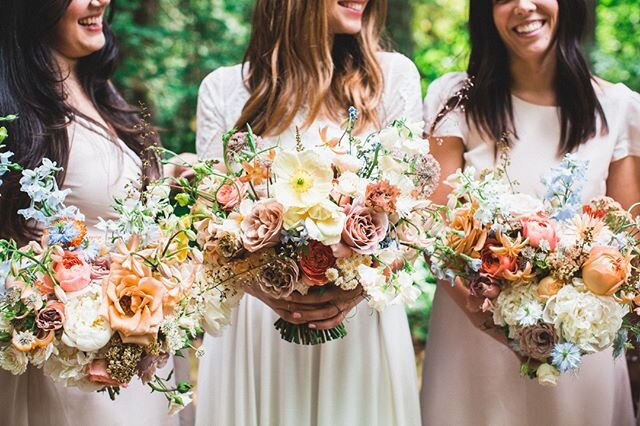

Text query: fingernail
(293, 312), (302, 319)
(308, 324), (317, 329)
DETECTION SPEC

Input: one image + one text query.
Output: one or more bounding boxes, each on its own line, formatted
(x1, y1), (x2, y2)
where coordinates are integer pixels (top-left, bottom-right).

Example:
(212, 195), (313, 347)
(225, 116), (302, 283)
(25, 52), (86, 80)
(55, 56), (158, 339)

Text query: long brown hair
(236, 0), (387, 136)
(0, 0), (161, 242)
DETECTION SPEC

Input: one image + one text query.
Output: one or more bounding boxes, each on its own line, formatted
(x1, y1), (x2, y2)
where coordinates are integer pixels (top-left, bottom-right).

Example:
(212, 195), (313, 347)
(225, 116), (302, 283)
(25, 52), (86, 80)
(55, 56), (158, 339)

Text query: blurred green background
(111, 0), (640, 349)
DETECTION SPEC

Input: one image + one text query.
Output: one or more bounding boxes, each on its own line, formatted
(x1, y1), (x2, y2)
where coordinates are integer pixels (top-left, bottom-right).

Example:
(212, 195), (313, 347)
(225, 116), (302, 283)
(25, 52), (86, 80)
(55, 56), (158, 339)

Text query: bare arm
(606, 156), (640, 212)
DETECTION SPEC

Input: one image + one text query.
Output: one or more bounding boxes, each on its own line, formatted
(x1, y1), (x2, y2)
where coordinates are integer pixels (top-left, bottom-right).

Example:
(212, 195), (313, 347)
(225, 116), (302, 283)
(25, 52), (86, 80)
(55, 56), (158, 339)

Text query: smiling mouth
(78, 16), (103, 27)
(513, 20), (545, 35)
(338, 1), (365, 12)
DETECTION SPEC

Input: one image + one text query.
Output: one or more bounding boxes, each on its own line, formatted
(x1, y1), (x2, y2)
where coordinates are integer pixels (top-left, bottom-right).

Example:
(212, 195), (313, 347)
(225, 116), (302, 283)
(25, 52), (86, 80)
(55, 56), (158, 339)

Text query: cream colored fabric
(195, 52), (423, 426)
(420, 72), (639, 426)
(0, 117), (179, 426)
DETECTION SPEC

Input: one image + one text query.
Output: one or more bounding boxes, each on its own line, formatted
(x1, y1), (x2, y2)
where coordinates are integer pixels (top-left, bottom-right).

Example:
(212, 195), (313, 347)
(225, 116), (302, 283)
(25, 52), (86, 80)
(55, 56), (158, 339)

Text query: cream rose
(536, 363), (560, 386)
(62, 284), (113, 352)
(0, 346), (28, 375)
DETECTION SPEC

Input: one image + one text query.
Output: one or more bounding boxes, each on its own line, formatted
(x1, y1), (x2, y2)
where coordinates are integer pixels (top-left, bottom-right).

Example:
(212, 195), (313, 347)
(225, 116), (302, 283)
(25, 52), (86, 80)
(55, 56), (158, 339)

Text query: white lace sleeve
(613, 87), (640, 161)
(423, 72), (468, 141)
(378, 52), (423, 126)
(196, 69), (227, 160)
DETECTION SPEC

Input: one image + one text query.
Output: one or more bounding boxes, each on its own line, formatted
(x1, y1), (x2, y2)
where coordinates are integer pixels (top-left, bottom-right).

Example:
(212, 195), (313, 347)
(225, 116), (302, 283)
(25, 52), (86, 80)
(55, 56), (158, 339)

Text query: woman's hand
(245, 284), (364, 330)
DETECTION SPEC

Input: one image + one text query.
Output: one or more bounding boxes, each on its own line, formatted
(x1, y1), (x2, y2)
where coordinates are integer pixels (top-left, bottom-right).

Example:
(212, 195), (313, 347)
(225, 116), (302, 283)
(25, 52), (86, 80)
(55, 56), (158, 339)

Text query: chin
(336, 23), (363, 35)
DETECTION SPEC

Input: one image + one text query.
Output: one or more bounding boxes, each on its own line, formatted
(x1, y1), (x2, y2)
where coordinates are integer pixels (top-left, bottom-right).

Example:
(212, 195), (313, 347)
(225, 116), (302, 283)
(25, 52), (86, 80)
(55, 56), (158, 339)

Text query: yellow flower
(284, 200), (346, 245)
(272, 151), (333, 207)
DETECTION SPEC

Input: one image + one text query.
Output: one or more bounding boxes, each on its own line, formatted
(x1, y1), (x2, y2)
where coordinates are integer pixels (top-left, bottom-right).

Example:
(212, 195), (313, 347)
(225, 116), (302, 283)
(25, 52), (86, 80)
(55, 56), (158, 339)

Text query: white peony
(202, 284), (243, 337)
(335, 172), (367, 198)
(62, 284), (113, 352)
(492, 284), (540, 339)
(500, 193), (544, 218)
(543, 280), (627, 353)
(43, 342), (99, 391)
(0, 346), (28, 375)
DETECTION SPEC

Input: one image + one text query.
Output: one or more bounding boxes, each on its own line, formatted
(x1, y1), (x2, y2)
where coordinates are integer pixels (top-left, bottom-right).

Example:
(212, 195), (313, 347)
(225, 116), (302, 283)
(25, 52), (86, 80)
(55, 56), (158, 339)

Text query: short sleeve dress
(194, 52), (424, 426)
(420, 71), (640, 426)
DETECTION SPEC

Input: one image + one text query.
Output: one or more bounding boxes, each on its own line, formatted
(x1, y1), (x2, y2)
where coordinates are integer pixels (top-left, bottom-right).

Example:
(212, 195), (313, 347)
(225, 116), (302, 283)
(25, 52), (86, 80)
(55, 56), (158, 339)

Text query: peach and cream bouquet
(174, 108), (441, 344)
(0, 119), (201, 414)
(428, 152), (640, 385)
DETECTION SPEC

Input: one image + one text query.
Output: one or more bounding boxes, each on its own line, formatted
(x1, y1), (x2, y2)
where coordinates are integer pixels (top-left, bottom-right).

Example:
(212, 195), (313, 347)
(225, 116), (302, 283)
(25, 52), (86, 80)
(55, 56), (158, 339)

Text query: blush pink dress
(421, 72), (640, 426)
(0, 117), (180, 426)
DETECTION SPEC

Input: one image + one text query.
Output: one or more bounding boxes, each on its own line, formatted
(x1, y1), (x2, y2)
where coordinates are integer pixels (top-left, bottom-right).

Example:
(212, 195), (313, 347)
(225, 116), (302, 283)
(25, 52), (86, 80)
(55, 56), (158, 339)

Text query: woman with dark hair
(195, 1), (423, 425)
(421, 0), (640, 424)
(0, 1), (178, 424)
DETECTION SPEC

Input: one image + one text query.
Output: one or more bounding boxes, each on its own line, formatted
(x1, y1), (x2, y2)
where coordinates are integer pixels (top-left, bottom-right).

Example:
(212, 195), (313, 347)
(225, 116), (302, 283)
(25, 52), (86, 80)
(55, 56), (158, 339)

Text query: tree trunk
(385, 0), (415, 56)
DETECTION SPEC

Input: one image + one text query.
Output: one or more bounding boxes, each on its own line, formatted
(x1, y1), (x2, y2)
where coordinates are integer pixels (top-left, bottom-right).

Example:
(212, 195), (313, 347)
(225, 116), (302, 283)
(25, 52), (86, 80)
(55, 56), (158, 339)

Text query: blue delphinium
(541, 154), (589, 221)
(551, 342), (582, 372)
(46, 221), (80, 246)
(0, 150), (14, 187)
(348, 106), (359, 121)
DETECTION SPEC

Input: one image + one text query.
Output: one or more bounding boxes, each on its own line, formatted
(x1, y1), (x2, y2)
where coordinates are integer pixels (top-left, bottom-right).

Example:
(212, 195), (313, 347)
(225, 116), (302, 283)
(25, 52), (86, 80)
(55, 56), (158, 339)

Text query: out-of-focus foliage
(111, 0), (252, 154)
(591, 0), (640, 91)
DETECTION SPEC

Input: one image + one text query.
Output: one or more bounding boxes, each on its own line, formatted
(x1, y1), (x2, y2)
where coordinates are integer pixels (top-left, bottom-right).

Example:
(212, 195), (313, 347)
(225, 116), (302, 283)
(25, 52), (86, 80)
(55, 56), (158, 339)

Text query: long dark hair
(437, 0), (607, 154)
(0, 0), (161, 242)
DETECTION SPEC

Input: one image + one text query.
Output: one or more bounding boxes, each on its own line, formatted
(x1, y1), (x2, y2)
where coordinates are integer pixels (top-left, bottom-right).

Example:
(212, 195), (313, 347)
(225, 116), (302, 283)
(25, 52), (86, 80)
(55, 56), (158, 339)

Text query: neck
(51, 50), (86, 112)
(509, 50), (557, 106)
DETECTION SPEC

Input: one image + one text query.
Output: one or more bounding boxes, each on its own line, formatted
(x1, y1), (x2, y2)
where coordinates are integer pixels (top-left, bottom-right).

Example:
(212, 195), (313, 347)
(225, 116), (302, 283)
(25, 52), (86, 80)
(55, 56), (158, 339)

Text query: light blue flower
(46, 221), (80, 246)
(348, 106), (359, 121)
(467, 258), (482, 272)
(551, 342), (582, 372)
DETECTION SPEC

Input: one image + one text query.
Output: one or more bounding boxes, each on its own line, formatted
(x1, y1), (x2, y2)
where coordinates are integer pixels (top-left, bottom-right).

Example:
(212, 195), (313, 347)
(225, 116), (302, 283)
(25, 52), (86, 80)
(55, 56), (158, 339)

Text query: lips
(78, 15), (103, 27)
(513, 20), (545, 35)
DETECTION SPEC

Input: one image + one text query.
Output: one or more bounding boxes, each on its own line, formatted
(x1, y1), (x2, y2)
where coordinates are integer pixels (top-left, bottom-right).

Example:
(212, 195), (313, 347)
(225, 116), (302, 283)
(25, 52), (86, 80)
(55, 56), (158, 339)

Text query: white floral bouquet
(175, 108), (441, 344)
(0, 116), (203, 414)
(429, 151), (640, 385)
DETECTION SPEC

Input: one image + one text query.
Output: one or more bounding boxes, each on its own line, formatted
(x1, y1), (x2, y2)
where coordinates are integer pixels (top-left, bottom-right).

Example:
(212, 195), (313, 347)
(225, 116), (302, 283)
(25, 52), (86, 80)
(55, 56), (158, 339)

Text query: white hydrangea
(62, 284), (113, 352)
(493, 284), (540, 339)
(543, 279), (628, 353)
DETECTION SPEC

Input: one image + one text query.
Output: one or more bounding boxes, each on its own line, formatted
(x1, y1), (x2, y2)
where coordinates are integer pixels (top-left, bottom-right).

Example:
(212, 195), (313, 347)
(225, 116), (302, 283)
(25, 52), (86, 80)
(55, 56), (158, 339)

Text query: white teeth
(340, 2), (364, 11)
(78, 16), (102, 26)
(515, 20), (543, 34)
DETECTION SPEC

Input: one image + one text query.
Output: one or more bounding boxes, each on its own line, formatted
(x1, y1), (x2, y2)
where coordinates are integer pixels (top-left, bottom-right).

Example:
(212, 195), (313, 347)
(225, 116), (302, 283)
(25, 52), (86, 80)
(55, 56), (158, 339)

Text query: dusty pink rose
(137, 353), (170, 385)
(240, 199), (284, 252)
(36, 301), (65, 331)
(521, 214), (558, 251)
(88, 359), (129, 387)
(90, 257), (112, 280)
(341, 201), (389, 254)
(216, 181), (246, 211)
(52, 251), (92, 292)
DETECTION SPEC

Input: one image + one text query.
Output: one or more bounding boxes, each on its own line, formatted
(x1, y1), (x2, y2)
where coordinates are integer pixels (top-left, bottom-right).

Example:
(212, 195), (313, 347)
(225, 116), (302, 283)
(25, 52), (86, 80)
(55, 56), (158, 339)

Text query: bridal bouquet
(0, 117), (202, 414)
(175, 108), (441, 344)
(429, 153), (640, 385)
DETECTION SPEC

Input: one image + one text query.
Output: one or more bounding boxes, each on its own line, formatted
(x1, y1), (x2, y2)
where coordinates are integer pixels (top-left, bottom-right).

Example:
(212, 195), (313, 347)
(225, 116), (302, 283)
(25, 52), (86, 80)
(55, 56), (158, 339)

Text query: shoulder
(425, 72), (469, 99)
(198, 64), (245, 98)
(376, 51), (419, 77)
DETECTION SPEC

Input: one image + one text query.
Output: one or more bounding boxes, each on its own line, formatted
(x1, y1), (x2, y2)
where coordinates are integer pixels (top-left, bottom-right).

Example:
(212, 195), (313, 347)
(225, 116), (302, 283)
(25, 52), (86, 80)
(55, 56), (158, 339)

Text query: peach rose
(52, 251), (92, 292)
(582, 246), (629, 295)
(216, 180), (246, 211)
(299, 240), (337, 286)
(521, 214), (558, 251)
(240, 199), (284, 252)
(341, 201), (388, 255)
(537, 276), (564, 300)
(88, 359), (128, 388)
(101, 263), (166, 346)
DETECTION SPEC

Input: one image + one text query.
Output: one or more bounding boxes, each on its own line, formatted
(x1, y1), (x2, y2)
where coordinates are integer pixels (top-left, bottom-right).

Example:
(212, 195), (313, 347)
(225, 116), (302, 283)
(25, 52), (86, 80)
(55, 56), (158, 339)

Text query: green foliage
(591, 0), (640, 91)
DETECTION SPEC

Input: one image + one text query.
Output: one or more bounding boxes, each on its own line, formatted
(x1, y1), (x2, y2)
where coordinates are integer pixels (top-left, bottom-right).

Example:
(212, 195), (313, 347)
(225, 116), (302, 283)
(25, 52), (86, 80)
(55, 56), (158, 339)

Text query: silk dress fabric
(194, 52), (423, 426)
(420, 72), (640, 426)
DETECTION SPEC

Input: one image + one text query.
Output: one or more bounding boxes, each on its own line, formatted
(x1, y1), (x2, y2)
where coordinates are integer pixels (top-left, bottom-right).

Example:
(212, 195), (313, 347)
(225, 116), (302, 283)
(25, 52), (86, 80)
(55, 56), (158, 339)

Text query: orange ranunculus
(582, 246), (630, 295)
(52, 251), (92, 292)
(480, 239), (517, 278)
(299, 240), (337, 286)
(101, 262), (166, 346)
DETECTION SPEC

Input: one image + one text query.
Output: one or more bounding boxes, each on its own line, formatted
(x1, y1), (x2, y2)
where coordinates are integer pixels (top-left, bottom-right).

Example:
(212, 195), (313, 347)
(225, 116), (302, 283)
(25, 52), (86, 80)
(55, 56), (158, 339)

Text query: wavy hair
(433, 0), (607, 154)
(236, 0), (387, 136)
(0, 0), (161, 241)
